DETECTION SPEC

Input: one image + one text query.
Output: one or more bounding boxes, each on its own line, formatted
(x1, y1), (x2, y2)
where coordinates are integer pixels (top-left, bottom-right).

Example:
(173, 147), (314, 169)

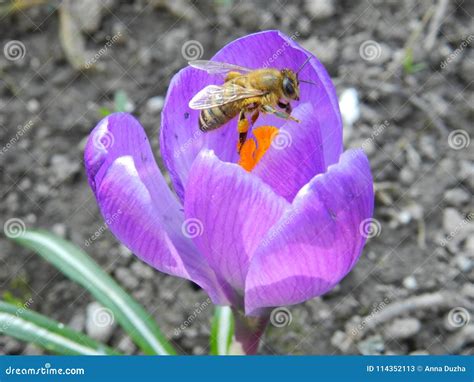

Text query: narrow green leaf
(114, 89), (128, 112)
(98, 106), (112, 117)
(11, 230), (176, 355)
(210, 306), (234, 355)
(403, 48), (426, 74)
(0, 301), (119, 355)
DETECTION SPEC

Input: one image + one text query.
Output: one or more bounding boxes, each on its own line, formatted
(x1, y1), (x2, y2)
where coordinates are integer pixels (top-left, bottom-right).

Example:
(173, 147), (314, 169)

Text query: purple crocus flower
(84, 30), (373, 353)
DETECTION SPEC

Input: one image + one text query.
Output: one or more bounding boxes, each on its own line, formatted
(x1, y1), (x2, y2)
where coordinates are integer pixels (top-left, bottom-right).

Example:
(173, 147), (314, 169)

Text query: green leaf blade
(114, 89), (128, 112)
(0, 301), (119, 355)
(11, 230), (176, 355)
(210, 306), (234, 355)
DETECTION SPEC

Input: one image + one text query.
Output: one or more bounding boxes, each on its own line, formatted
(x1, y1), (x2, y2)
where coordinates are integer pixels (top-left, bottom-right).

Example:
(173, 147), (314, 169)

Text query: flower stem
(230, 309), (269, 355)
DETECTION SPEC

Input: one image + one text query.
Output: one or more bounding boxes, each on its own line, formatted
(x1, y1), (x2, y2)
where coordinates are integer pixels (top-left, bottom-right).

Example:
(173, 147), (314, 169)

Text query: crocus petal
(161, 30), (342, 201)
(84, 113), (228, 304)
(252, 102), (326, 202)
(245, 149), (374, 315)
(184, 150), (289, 294)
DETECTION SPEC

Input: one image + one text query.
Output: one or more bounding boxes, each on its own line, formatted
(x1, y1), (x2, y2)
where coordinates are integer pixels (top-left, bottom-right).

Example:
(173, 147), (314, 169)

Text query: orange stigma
(238, 125), (279, 172)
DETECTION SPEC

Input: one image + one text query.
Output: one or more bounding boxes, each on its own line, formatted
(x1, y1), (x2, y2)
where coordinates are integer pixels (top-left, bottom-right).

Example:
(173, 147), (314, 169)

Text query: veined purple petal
(252, 102), (326, 202)
(84, 113), (228, 304)
(161, 30), (342, 201)
(245, 149), (374, 315)
(184, 150), (289, 294)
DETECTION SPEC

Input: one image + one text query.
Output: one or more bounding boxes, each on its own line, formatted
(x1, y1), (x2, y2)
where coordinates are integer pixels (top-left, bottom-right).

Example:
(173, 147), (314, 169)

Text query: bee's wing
(188, 60), (252, 74)
(189, 84), (265, 110)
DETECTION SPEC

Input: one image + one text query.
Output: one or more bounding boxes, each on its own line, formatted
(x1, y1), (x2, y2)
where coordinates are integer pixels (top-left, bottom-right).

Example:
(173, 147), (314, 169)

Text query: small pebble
(305, 0), (335, 20)
(444, 188), (470, 207)
(26, 99), (40, 113)
(339, 88), (360, 127)
(443, 208), (464, 234)
(461, 283), (474, 298)
(111, 22), (127, 44)
(50, 154), (80, 181)
(403, 275), (418, 290)
(399, 167), (415, 185)
(459, 160), (474, 189)
(357, 334), (384, 355)
(331, 330), (352, 353)
(372, 42), (392, 65)
(124, 100), (135, 113)
(384, 318), (421, 340)
(115, 267), (139, 290)
(118, 244), (132, 258)
(397, 210), (412, 225)
(18, 178), (32, 191)
(130, 261), (154, 279)
(465, 236), (474, 254)
(193, 346), (206, 355)
(51, 223), (67, 238)
(410, 350), (430, 355)
(146, 96), (165, 114)
(68, 313), (85, 332)
(301, 37), (338, 66)
(85, 302), (116, 343)
(25, 213), (37, 224)
(23, 343), (43, 355)
(116, 336), (136, 354)
(70, 0), (110, 33)
(3, 338), (23, 354)
(455, 255), (472, 272)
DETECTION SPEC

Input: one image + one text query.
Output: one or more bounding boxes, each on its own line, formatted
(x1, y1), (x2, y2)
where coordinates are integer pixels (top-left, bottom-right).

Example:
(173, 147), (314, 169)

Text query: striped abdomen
(199, 103), (240, 132)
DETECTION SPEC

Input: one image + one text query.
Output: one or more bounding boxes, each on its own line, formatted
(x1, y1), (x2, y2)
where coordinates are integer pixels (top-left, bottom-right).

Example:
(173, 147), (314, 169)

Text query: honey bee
(188, 57), (315, 152)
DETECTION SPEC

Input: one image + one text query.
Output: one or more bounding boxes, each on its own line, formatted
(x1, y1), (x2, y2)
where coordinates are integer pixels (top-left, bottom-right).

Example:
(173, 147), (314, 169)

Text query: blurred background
(0, 0), (472, 355)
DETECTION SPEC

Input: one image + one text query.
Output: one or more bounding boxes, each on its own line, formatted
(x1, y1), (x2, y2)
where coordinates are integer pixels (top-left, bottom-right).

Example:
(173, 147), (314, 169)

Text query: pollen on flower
(238, 125), (279, 172)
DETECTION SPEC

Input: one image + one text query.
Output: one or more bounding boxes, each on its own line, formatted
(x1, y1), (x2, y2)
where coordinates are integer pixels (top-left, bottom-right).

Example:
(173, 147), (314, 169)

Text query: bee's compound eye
(283, 77), (295, 97)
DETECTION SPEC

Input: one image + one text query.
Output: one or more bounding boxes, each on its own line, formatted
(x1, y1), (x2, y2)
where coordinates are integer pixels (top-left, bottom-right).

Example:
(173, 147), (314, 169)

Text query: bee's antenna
(296, 56), (312, 74)
(299, 79), (318, 86)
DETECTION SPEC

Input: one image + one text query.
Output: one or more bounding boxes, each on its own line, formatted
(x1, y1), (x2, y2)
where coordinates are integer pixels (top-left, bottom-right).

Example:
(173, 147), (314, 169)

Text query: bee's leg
(237, 109), (250, 153)
(250, 109), (260, 126)
(262, 105), (299, 123)
(277, 101), (293, 115)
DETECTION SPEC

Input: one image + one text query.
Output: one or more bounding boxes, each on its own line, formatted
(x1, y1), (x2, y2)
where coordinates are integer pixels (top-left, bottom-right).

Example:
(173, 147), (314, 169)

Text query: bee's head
(281, 69), (300, 101)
